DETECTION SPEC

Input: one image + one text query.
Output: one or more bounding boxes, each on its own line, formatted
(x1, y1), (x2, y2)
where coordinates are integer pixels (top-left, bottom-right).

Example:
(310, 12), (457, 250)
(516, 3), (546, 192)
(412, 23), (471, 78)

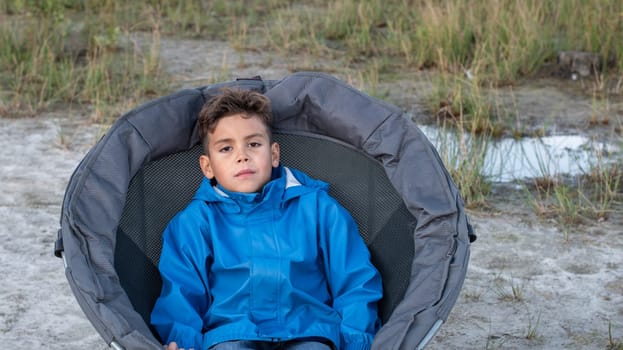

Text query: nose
(236, 149), (249, 163)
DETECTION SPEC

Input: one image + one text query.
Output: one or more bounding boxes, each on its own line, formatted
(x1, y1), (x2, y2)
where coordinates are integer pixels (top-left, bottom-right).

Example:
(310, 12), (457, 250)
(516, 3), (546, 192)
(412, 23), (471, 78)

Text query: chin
(235, 185), (261, 193)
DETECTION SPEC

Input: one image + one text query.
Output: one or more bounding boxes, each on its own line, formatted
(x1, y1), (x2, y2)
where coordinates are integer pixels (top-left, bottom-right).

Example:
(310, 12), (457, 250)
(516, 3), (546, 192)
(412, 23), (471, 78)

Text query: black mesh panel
(275, 132), (415, 322)
(115, 131), (415, 328)
(116, 144), (204, 331)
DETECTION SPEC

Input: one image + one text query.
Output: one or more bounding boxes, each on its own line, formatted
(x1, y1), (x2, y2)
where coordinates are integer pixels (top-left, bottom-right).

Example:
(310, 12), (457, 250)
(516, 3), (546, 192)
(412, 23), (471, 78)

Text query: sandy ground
(1, 37), (622, 349)
(430, 205), (623, 349)
(0, 116), (109, 349)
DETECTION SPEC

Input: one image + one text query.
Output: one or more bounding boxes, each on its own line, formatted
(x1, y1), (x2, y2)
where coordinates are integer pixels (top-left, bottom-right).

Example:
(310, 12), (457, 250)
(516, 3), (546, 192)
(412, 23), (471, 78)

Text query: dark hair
(197, 88), (273, 152)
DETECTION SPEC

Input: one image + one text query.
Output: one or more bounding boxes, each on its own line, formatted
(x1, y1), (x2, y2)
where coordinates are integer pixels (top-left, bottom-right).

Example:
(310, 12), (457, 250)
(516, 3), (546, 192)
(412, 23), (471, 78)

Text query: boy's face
(199, 113), (280, 193)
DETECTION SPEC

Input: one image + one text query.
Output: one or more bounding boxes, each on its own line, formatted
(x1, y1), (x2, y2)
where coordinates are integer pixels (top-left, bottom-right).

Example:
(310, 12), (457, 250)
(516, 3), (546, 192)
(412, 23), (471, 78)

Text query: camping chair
(55, 72), (475, 350)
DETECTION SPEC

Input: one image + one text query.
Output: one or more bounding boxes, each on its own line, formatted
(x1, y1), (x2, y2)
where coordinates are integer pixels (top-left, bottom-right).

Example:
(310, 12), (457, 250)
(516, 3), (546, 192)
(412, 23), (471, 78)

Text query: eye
(249, 142), (262, 148)
(218, 146), (232, 153)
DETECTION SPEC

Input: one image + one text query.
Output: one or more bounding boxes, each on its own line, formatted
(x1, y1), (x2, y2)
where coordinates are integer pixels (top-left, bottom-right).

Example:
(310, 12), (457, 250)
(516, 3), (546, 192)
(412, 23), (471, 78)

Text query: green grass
(433, 119), (491, 208)
(263, 0), (623, 80)
(2, 0), (622, 119)
(1, 0), (621, 223)
(0, 1), (168, 118)
(426, 72), (509, 137)
(526, 160), (622, 236)
(493, 274), (524, 303)
(525, 310), (542, 342)
(608, 321), (623, 350)
(261, 0), (623, 138)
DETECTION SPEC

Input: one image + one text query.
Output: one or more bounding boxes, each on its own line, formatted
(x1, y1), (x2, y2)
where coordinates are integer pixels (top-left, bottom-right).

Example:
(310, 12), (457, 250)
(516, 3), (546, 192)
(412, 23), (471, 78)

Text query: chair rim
(56, 71), (473, 350)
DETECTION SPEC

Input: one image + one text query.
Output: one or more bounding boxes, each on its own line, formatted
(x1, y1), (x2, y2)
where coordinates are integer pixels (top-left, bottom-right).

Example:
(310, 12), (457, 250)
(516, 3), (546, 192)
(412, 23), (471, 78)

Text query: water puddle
(419, 125), (621, 183)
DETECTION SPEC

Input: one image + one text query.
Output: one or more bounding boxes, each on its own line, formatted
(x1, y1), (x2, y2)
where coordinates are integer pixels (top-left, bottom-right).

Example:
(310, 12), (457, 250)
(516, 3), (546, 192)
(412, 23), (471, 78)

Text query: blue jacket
(151, 166), (382, 350)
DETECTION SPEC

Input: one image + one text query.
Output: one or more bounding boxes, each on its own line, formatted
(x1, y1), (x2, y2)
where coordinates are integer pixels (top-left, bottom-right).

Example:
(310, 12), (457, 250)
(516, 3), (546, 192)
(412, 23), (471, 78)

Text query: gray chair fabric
(55, 72), (474, 350)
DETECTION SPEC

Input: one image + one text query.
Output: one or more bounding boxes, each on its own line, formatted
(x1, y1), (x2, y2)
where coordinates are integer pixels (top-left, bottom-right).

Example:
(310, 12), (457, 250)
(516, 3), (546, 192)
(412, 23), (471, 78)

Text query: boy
(151, 88), (382, 350)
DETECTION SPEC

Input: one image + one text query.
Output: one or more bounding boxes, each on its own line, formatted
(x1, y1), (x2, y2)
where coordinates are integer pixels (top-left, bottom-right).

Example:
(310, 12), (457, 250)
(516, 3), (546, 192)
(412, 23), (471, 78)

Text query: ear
(271, 142), (280, 167)
(199, 154), (214, 179)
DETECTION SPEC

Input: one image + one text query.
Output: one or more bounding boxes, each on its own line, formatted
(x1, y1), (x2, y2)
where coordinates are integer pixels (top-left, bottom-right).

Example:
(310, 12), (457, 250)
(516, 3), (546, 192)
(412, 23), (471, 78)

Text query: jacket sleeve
(150, 210), (212, 350)
(319, 193), (383, 350)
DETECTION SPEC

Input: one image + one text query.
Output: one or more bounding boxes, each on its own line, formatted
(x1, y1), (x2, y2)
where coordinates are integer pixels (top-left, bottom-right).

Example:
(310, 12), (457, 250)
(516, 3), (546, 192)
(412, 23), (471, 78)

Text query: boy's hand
(164, 342), (182, 350)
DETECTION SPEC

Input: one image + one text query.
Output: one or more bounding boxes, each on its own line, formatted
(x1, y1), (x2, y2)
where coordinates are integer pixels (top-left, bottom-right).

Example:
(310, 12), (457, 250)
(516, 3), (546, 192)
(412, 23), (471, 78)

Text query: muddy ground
(1, 36), (622, 349)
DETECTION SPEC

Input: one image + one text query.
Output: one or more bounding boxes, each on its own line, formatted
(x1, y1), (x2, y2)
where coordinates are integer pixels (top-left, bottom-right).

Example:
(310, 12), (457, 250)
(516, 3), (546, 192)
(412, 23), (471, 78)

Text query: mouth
(235, 169), (255, 177)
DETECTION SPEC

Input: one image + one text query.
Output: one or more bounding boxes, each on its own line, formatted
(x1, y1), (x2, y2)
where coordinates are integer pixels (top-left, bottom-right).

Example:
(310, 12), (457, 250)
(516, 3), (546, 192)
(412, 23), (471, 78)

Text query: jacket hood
(192, 165), (329, 208)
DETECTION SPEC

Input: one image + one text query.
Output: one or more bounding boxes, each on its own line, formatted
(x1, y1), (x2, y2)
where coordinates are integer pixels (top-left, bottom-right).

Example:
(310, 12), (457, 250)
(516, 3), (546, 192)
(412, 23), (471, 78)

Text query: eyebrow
(212, 133), (268, 146)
